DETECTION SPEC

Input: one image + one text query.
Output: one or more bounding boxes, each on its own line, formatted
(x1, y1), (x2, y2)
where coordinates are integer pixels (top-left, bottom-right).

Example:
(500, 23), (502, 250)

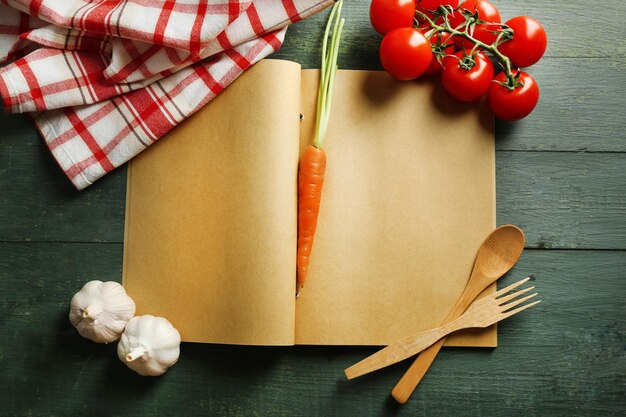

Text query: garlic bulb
(69, 280), (136, 343)
(117, 315), (181, 376)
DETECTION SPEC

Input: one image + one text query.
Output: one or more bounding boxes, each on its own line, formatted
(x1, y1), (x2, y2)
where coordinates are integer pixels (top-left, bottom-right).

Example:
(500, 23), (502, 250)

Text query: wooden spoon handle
(391, 282), (480, 403)
(391, 336), (446, 403)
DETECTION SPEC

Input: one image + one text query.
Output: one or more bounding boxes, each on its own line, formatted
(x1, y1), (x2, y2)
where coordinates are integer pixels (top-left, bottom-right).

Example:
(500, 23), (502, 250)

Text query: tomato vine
(369, 0), (547, 121)
(415, 6), (516, 86)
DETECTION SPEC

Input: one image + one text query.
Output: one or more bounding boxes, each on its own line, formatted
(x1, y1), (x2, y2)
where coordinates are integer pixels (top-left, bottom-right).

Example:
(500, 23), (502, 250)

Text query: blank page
(295, 69), (496, 346)
(123, 60), (301, 345)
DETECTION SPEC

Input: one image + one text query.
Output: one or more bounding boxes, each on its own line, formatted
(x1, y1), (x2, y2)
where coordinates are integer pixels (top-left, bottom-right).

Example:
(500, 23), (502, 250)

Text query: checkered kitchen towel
(0, 0), (333, 189)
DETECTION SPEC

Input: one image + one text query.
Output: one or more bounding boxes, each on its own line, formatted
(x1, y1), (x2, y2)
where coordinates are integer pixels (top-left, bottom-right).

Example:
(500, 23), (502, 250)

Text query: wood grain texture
(0, 114), (126, 243)
(497, 152), (626, 250)
(493, 58), (626, 152)
(275, 0), (626, 62)
(0, 243), (623, 416)
(0, 0), (625, 415)
(3, 137), (625, 250)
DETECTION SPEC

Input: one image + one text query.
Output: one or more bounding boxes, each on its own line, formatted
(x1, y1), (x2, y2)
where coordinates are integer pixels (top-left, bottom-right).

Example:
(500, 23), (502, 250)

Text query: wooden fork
(345, 277), (540, 380)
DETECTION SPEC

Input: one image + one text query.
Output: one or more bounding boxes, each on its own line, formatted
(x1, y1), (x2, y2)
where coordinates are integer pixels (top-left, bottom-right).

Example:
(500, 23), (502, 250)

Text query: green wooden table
(1, 1), (625, 416)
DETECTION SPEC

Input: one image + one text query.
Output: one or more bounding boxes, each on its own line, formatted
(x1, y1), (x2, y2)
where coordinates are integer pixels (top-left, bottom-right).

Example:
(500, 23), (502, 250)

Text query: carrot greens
(313, 0), (344, 150)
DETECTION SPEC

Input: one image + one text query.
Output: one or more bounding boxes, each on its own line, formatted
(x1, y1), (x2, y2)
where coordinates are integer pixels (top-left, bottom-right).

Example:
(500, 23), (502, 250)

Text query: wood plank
(275, 0), (625, 65)
(2, 7), (623, 158)
(497, 152), (626, 249)
(2, 138), (625, 250)
(0, 243), (623, 416)
(494, 58), (626, 152)
(492, 248), (626, 347)
(3, 57), (625, 155)
(493, 0), (625, 58)
(0, 116), (127, 242)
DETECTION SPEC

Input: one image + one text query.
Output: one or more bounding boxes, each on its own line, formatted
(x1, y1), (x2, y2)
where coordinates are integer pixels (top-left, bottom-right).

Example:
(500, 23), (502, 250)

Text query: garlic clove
(69, 280), (136, 343)
(117, 315), (181, 376)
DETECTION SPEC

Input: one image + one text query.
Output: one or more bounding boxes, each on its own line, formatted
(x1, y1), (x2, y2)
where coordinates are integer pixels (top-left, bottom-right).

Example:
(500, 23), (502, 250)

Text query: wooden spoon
(390, 224), (525, 404)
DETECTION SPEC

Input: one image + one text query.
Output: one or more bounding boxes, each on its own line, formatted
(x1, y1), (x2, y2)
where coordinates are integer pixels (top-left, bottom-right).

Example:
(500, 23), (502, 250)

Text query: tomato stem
(415, 8), (514, 79)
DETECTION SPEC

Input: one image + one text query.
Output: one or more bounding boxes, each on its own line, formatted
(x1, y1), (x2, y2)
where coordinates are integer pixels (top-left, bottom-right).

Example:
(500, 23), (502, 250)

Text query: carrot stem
(321, 19), (344, 146)
(313, 0), (344, 150)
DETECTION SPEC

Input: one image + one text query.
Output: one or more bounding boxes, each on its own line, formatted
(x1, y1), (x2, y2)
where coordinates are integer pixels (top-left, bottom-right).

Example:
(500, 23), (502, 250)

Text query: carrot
(296, 0), (344, 296)
(297, 145), (327, 291)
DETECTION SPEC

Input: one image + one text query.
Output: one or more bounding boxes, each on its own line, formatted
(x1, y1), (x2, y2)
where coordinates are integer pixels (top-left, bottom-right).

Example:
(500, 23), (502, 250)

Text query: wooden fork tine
(501, 292), (539, 311)
(497, 286), (535, 305)
(494, 277), (531, 298)
(501, 299), (541, 319)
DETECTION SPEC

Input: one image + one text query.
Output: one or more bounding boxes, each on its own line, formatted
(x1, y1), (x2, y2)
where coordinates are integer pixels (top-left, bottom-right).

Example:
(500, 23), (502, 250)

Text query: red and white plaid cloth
(0, 0), (333, 189)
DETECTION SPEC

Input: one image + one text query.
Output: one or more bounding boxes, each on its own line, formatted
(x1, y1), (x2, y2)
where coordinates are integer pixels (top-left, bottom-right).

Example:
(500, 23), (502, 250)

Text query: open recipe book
(123, 59), (496, 346)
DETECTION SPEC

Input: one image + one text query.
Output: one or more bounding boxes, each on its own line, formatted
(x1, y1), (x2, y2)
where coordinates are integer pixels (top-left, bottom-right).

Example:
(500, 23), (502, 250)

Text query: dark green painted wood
(1, 243), (624, 416)
(1, 0), (625, 416)
(2, 137), (625, 250)
(496, 152), (626, 250)
(4, 57), (625, 156)
(493, 57), (626, 152)
(275, 0), (626, 62)
(0, 117), (127, 243)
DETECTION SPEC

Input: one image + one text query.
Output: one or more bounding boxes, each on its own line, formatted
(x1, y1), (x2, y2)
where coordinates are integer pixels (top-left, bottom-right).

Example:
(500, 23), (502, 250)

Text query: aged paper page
(123, 60), (301, 345)
(295, 69), (496, 346)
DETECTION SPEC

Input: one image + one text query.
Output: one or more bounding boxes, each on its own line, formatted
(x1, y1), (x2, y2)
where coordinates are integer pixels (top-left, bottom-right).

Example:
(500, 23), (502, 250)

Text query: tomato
(370, 0), (416, 35)
(498, 16), (547, 68)
(487, 71), (539, 121)
(416, 0), (459, 22)
(441, 50), (494, 101)
(450, 0), (501, 48)
(419, 25), (455, 75)
(380, 28), (433, 80)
